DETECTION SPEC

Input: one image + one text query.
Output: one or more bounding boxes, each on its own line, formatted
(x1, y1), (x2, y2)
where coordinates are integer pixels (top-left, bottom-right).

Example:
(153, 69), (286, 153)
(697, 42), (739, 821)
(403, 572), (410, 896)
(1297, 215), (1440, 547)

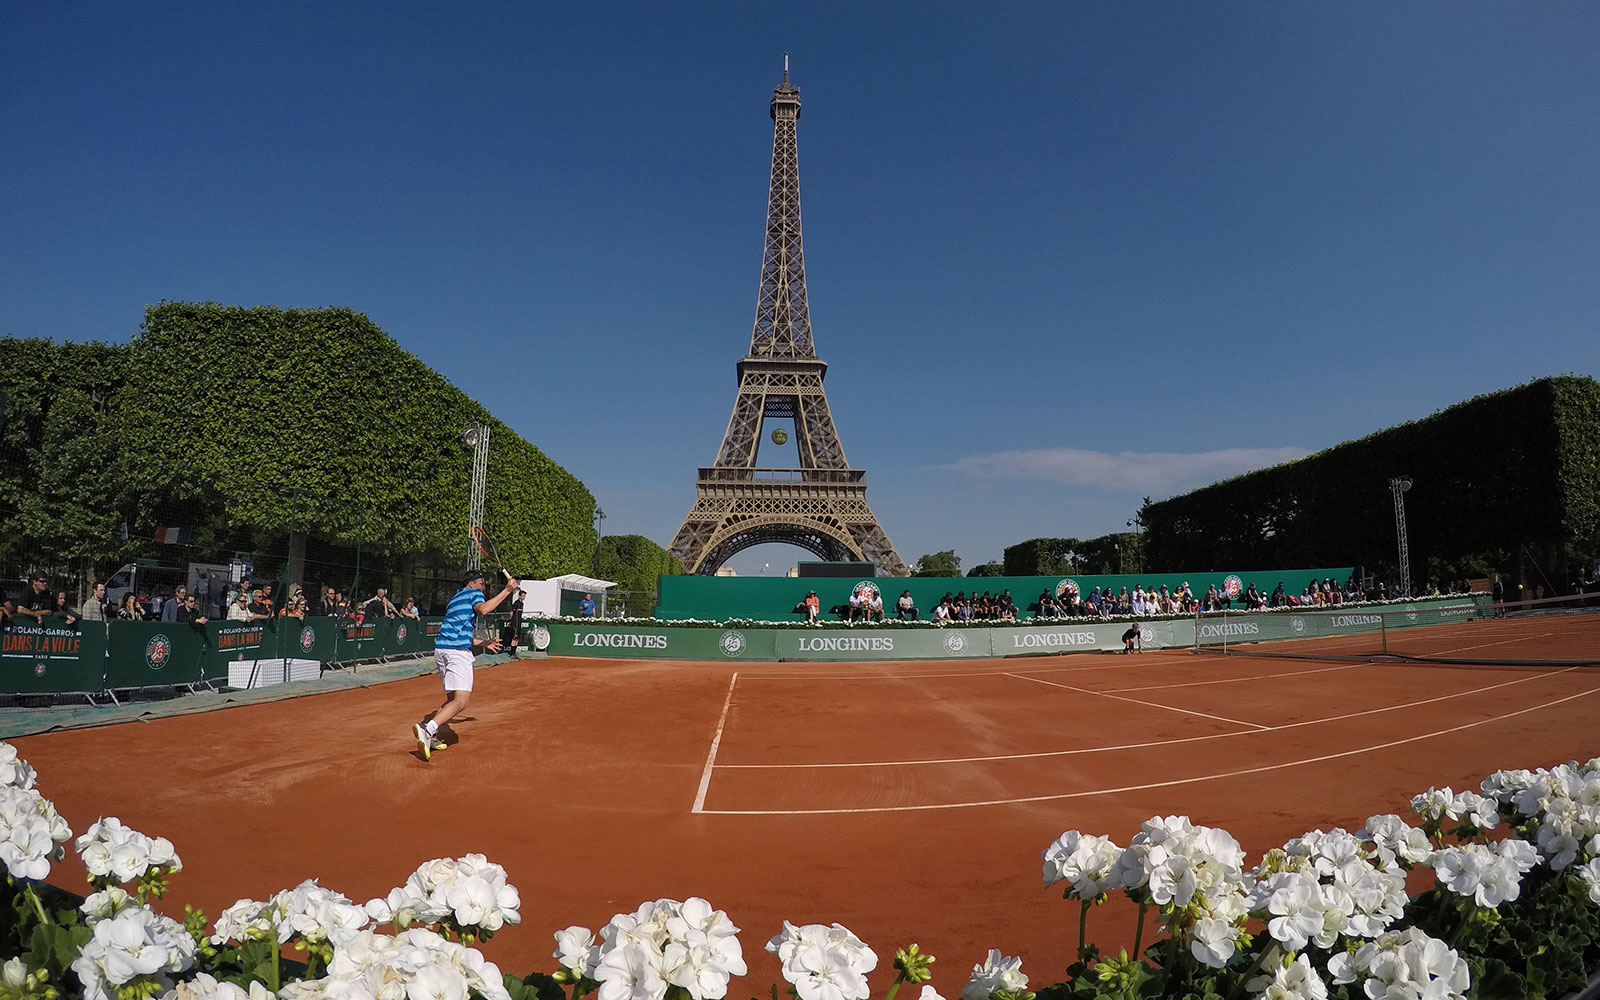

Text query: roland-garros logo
(144, 634), (172, 670)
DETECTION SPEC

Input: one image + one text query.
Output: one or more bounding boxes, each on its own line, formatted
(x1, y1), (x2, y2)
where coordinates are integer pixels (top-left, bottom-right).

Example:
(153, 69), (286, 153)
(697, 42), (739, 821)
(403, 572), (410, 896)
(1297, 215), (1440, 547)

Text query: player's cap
(462, 570), (486, 585)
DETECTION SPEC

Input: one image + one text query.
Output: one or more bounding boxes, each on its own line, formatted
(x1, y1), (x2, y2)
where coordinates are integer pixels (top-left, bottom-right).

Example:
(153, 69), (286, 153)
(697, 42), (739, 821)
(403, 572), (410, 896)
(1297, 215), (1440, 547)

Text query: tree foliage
(594, 534), (681, 612)
(912, 550), (961, 577)
(965, 562), (1004, 577)
(1, 304), (596, 584)
(1140, 376), (1600, 587)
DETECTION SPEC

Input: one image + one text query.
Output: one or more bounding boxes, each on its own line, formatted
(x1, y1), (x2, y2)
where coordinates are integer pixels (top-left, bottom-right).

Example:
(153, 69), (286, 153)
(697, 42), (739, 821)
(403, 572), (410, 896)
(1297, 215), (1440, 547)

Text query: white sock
(423, 720), (438, 737)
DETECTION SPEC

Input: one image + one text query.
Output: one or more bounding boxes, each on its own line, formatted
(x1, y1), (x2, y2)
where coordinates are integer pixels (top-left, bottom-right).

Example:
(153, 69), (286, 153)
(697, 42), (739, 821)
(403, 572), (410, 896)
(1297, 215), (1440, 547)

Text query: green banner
(282, 616), (339, 662)
(1, 618), (107, 693)
(335, 621), (382, 661)
(546, 623), (777, 660)
(104, 621), (209, 688)
(204, 620), (271, 682)
(772, 628), (981, 660)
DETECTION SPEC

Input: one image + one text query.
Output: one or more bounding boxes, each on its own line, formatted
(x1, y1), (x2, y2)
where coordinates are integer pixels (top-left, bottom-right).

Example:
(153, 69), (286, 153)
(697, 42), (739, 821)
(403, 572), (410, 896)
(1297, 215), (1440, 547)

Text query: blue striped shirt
(436, 587), (483, 650)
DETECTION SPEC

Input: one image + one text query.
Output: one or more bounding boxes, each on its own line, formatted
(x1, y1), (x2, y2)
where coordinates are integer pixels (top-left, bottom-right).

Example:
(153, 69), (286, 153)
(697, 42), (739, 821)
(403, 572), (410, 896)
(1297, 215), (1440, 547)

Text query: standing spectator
(895, 589), (917, 621)
(247, 589), (270, 618)
(578, 592), (596, 617)
(502, 588), (526, 655)
(162, 586), (189, 623)
(116, 595), (140, 620)
(80, 582), (108, 622)
(260, 584), (276, 617)
(176, 593), (208, 625)
(363, 587), (398, 620)
(11, 574), (54, 624)
(228, 577), (252, 608)
(399, 597), (422, 620)
(320, 586), (339, 617)
(53, 591), (79, 624)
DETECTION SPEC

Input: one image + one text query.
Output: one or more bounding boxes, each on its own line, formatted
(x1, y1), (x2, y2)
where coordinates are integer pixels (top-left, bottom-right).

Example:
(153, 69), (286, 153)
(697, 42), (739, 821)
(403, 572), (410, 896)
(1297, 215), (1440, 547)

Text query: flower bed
(2, 740), (1596, 1000)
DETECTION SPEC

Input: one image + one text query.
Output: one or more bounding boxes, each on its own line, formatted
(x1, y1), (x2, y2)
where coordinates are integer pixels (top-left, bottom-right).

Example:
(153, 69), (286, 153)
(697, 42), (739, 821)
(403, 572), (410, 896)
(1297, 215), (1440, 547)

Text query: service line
(696, 686), (1600, 815)
(1006, 671), (1272, 730)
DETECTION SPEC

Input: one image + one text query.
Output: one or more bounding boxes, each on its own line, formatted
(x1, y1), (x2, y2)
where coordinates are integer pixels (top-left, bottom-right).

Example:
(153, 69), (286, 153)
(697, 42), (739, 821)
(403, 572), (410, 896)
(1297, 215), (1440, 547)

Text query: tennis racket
(472, 526), (516, 580)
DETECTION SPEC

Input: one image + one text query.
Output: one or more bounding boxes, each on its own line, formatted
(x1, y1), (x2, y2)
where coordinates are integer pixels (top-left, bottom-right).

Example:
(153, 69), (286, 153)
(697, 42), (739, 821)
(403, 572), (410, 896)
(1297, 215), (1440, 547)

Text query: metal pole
(465, 423), (490, 568)
(1389, 477), (1412, 598)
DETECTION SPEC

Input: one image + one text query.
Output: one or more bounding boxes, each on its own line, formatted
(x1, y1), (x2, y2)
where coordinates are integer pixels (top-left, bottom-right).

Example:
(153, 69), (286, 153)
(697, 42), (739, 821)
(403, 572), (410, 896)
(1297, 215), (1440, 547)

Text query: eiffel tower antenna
(668, 64), (908, 577)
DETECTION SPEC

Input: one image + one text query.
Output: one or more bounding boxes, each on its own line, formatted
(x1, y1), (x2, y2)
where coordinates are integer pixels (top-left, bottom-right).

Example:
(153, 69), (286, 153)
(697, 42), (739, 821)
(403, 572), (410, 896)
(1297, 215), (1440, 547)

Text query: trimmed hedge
(1140, 376), (1600, 585)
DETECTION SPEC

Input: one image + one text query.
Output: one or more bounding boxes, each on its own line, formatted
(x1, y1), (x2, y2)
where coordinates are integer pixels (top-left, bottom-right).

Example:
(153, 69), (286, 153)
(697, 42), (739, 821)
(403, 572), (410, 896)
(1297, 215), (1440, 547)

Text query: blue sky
(4, 4), (1597, 576)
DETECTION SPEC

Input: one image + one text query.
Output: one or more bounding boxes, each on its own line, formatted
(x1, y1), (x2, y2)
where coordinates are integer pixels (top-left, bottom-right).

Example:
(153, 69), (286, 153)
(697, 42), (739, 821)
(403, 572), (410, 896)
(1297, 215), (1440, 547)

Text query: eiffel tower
(668, 63), (908, 577)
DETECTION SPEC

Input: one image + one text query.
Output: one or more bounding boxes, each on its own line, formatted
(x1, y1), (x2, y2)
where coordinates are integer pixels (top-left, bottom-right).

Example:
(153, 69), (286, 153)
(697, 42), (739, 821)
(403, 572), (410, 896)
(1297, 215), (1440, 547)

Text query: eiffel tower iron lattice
(668, 64), (909, 578)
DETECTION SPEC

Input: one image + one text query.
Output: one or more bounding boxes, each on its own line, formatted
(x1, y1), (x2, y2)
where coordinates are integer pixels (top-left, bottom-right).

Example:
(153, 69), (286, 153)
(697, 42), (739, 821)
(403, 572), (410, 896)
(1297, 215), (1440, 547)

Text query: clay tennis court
(13, 614), (1599, 986)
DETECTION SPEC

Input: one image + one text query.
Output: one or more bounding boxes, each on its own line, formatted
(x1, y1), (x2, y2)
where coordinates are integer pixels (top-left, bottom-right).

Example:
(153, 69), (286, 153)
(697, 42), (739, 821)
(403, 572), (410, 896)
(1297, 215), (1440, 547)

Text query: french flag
(153, 526), (193, 545)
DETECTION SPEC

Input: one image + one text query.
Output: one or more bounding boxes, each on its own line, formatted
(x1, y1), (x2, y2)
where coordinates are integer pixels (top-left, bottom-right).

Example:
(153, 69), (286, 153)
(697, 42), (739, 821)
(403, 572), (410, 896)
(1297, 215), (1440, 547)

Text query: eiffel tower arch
(669, 63), (908, 578)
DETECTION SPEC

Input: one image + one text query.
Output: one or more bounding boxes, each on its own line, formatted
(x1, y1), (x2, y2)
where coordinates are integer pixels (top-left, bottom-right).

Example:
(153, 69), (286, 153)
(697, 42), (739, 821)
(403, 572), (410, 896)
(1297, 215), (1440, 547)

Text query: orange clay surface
(13, 626), (1600, 987)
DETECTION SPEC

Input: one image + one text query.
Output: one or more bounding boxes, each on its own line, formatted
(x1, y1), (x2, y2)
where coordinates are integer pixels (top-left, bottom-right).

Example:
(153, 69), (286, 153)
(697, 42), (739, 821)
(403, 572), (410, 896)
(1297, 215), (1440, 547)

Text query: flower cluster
(1431, 840), (1538, 907)
(279, 927), (509, 1000)
(212, 880), (371, 953)
(766, 920), (876, 1000)
(76, 816), (182, 892)
(365, 855), (520, 939)
(1041, 831), (1123, 901)
(1113, 816), (1252, 968)
(0, 778), (72, 882)
(552, 898), (747, 1000)
(1480, 760), (1600, 873)
(163, 972), (275, 1000)
(1249, 828), (1409, 951)
(1326, 927), (1469, 999)
(70, 905), (197, 1000)
(1, 742), (38, 790)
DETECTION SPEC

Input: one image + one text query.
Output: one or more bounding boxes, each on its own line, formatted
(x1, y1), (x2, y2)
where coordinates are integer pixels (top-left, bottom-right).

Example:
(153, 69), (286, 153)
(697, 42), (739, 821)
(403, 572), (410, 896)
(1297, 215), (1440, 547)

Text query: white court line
(1007, 671), (1272, 731)
(740, 652), (1322, 683)
(715, 666), (1577, 769)
(1410, 631), (1568, 657)
(691, 672), (739, 813)
(696, 686), (1600, 815)
(1104, 661), (1367, 693)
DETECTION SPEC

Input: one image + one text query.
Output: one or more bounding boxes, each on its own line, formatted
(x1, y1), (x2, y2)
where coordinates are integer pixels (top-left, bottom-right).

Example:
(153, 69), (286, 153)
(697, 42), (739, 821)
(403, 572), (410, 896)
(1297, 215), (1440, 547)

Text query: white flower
(918, 988), (945, 1000)
(1246, 954), (1327, 1000)
(1327, 927), (1468, 999)
(3, 958), (32, 990)
(0, 784), (72, 881)
(1449, 791), (1499, 830)
(1041, 831), (1123, 899)
(83, 886), (136, 925)
(787, 947), (867, 1000)
(368, 856), (519, 934)
(1434, 844), (1525, 907)
(0, 743), (37, 790)
(553, 926), (598, 976)
(1262, 873), (1332, 951)
(311, 927), (507, 1000)
(1409, 787), (1453, 823)
(1574, 858), (1600, 904)
(162, 973), (276, 1000)
(407, 964), (469, 1000)
(594, 942), (667, 1000)
(75, 816), (182, 886)
(1358, 815), (1434, 866)
(72, 906), (196, 1000)
(961, 950), (1026, 1000)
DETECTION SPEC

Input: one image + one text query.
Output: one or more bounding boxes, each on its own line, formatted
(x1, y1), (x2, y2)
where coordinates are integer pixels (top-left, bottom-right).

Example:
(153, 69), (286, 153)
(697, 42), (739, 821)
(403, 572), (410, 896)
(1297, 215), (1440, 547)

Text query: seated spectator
(866, 590), (885, 621)
(803, 590), (819, 623)
(933, 599), (951, 622)
(895, 589), (917, 621)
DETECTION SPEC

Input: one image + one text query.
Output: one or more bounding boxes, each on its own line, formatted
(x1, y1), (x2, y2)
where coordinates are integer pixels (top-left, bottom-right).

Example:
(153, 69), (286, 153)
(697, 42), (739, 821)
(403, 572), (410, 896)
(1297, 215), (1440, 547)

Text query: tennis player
(414, 568), (519, 759)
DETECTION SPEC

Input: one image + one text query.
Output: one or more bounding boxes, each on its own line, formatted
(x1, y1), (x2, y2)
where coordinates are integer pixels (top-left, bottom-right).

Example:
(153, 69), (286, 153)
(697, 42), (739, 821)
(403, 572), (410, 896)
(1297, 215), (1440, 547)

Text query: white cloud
(943, 446), (1308, 493)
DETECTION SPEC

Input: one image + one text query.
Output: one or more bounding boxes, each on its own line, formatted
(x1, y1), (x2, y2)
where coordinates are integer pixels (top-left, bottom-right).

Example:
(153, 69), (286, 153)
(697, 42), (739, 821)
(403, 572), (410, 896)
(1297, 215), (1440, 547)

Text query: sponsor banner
(547, 623), (777, 660)
(203, 620), (271, 681)
(103, 621), (208, 688)
(335, 621), (381, 661)
(774, 629), (971, 660)
(0, 619), (108, 694)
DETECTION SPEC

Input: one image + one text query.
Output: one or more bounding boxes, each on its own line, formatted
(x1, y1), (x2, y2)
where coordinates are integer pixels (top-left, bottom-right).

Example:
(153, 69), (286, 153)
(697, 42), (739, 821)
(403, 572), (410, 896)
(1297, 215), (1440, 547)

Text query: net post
(1380, 607), (1388, 655)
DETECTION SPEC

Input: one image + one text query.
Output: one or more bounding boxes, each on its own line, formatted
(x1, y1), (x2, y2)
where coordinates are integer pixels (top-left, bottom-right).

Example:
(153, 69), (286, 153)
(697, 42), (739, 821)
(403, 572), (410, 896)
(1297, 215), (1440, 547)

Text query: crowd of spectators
(1, 573), (433, 628)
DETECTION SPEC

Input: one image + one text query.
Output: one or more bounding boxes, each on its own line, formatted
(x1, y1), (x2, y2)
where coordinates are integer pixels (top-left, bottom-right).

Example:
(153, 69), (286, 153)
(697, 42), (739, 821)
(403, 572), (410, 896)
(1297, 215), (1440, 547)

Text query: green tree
(913, 550), (962, 577)
(966, 562), (1004, 577)
(594, 535), (681, 615)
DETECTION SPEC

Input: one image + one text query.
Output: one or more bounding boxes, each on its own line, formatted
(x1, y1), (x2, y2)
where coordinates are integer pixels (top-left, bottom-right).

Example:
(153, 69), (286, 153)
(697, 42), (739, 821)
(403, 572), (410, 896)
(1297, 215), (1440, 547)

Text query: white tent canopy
(519, 574), (616, 617)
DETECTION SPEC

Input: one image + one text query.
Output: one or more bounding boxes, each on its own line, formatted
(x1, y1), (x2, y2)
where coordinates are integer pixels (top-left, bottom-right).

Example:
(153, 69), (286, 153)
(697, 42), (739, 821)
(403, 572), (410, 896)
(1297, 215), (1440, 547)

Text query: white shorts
(435, 648), (476, 692)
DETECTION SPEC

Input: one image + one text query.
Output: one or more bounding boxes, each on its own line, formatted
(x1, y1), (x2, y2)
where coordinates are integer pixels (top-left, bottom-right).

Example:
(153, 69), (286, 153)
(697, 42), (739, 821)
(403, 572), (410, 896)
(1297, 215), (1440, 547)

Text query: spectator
(954, 599), (973, 622)
(281, 597), (306, 620)
(228, 593), (256, 622)
(176, 593), (208, 625)
(866, 589), (885, 621)
(11, 575), (53, 624)
(260, 584), (276, 616)
(364, 587), (398, 620)
(803, 590), (819, 624)
(847, 588), (865, 621)
(895, 589), (917, 621)
(80, 581), (108, 622)
(115, 595), (140, 620)
(578, 592), (596, 617)
(228, 577), (252, 608)
(932, 599), (951, 623)
(321, 586), (339, 617)
(52, 591), (79, 624)
(248, 589), (270, 618)
(162, 586), (189, 623)
(399, 597), (422, 620)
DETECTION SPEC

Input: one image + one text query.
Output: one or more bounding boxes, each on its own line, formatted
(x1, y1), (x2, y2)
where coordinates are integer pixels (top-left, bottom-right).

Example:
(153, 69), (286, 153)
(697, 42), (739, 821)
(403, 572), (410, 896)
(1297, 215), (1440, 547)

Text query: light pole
(463, 423), (490, 569)
(593, 506), (606, 575)
(1389, 476), (1413, 598)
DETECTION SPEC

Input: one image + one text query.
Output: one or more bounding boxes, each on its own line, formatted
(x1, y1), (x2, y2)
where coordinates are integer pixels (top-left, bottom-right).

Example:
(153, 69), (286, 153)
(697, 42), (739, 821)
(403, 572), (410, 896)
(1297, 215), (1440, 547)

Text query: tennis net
(1193, 593), (1600, 666)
